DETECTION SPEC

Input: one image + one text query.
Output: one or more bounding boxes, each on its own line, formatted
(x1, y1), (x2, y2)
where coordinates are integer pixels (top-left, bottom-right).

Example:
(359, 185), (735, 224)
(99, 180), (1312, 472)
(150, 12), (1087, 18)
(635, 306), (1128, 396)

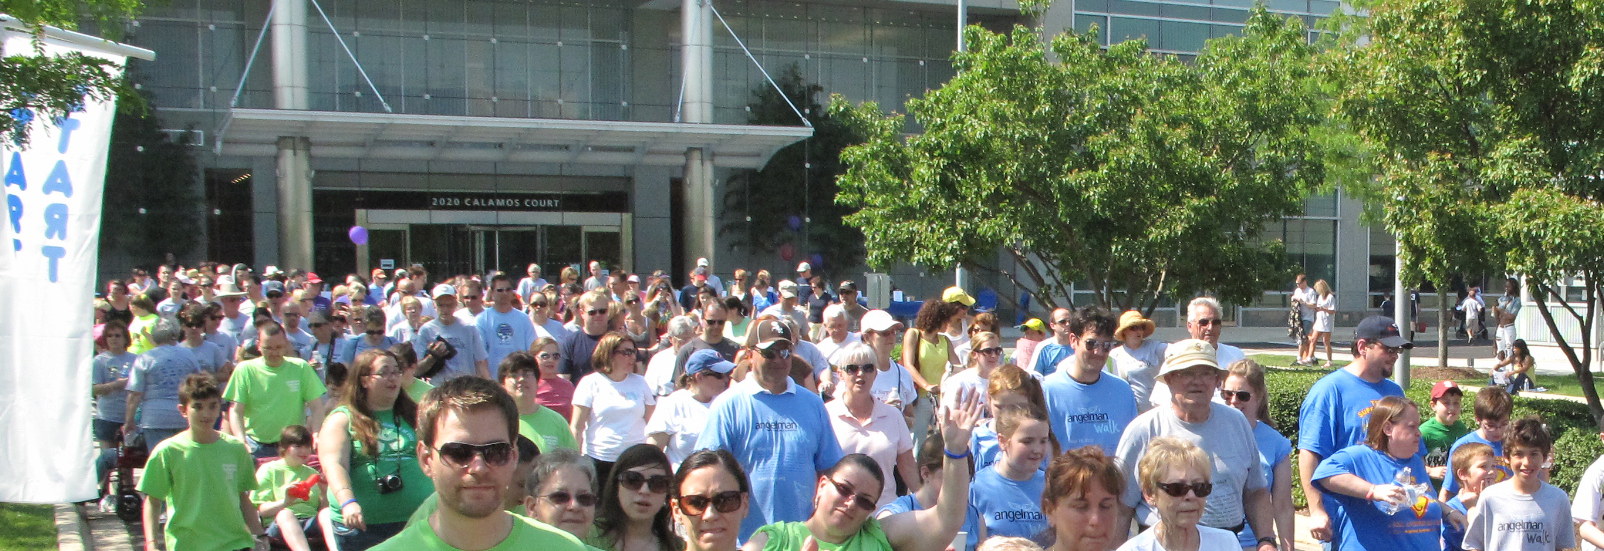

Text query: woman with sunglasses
(672, 449), (750, 551)
(1118, 437), (1241, 551)
(572, 332), (657, 484)
(941, 331), (1004, 412)
(526, 448), (606, 547)
(827, 342), (918, 508)
(1310, 395), (1450, 551)
(743, 392), (983, 551)
(622, 293), (657, 351)
(339, 307), (398, 367)
(178, 304), (231, 380)
(591, 444), (683, 551)
(857, 311), (916, 419)
(318, 348), (431, 551)
(647, 349), (732, 465)
(1220, 360), (1294, 551)
(533, 336), (577, 420)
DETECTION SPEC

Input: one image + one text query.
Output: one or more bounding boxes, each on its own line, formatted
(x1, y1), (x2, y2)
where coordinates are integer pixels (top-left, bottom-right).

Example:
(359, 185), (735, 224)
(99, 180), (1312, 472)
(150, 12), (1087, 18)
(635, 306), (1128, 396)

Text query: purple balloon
(348, 225), (369, 246)
(809, 253), (823, 270)
(787, 215), (804, 232)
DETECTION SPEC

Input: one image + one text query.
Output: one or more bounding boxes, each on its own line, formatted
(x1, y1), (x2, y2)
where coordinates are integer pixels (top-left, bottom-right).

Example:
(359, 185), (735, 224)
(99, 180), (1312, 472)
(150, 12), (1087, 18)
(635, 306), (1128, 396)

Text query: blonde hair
(1137, 436), (1211, 497)
(977, 537), (1044, 551)
(1314, 279), (1332, 298)
(967, 331), (1001, 369)
(1225, 360), (1272, 428)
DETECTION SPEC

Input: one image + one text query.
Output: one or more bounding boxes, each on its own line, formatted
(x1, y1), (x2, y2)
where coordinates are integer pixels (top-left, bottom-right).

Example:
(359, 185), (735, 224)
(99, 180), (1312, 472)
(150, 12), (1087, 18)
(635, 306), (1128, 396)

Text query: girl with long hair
(591, 444), (683, 551)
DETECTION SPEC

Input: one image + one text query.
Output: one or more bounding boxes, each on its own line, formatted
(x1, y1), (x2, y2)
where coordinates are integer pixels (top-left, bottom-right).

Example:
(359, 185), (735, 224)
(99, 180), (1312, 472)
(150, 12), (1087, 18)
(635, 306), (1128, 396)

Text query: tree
(721, 65), (867, 276)
(832, 7), (1325, 313)
(99, 92), (202, 266)
(1332, 0), (1604, 424)
(2, 0), (142, 146)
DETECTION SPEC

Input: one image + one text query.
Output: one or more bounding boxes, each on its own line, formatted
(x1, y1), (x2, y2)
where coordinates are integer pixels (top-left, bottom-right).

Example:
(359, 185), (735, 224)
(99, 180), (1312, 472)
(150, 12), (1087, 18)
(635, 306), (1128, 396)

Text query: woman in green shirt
(591, 444), (683, 551)
(742, 391), (983, 551)
(318, 348), (432, 551)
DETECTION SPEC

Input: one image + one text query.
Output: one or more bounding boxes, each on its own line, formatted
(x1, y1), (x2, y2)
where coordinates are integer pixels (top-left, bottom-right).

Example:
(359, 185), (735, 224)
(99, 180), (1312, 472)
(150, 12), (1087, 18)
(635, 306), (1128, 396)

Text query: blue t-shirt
(476, 307), (537, 370)
(1443, 495), (1468, 551)
(1041, 370), (1137, 455)
(695, 378), (844, 541)
(1443, 431), (1511, 494)
(877, 493), (923, 517)
(411, 319), (488, 383)
(1238, 420), (1293, 547)
(1029, 343), (1074, 377)
(970, 421), (1001, 472)
(92, 351), (140, 423)
(1298, 368), (1406, 516)
(336, 334), (398, 367)
(1312, 444), (1442, 551)
(964, 466), (1049, 550)
(127, 345), (205, 429)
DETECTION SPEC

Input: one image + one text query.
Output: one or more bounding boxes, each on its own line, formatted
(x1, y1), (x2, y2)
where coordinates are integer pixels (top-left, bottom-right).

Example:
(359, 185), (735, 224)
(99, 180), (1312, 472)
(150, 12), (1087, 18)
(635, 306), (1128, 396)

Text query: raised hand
(939, 387), (984, 453)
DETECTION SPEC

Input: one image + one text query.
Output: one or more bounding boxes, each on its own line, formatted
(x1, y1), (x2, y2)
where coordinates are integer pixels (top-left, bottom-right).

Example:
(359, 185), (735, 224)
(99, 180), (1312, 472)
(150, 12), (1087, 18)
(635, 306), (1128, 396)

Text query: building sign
(320, 189), (629, 213)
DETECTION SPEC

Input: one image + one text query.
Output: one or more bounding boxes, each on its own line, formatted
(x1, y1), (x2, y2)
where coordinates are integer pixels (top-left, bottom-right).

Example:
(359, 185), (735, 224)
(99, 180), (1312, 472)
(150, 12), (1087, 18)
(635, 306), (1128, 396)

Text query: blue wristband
(943, 448), (970, 460)
(341, 498), (358, 509)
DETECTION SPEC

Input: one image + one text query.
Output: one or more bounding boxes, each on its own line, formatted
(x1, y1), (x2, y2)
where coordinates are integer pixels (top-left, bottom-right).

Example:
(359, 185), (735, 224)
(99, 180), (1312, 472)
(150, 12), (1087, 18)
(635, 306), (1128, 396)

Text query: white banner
(0, 21), (144, 503)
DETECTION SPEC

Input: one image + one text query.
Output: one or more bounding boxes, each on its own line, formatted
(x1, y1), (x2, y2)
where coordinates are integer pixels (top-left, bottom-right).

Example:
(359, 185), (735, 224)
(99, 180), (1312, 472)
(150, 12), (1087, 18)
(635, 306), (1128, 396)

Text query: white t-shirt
(939, 367), (989, 411)
(644, 389), (714, 466)
(1108, 340), (1168, 413)
(870, 360), (917, 409)
(644, 347), (680, 397)
(572, 372), (656, 462)
(1464, 480), (1576, 551)
(532, 317), (570, 341)
(1313, 293), (1337, 333)
(1293, 286), (1319, 320)
(1572, 454), (1604, 551)
(1115, 525), (1241, 551)
(794, 340), (832, 379)
(814, 333), (862, 368)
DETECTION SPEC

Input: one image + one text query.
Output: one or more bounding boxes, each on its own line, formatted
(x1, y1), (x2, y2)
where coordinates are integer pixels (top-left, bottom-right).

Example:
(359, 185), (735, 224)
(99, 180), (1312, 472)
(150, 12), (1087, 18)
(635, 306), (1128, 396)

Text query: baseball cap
(371, 268), (388, 279)
(860, 310), (902, 333)
(744, 319), (795, 350)
(627, 274), (641, 284)
(174, 274), (195, 285)
(685, 349), (737, 376)
(432, 284), (458, 298)
(838, 280), (859, 293)
(778, 280), (799, 299)
(693, 267), (708, 281)
(697, 257), (710, 267)
(232, 263), (252, 275)
(1158, 339), (1220, 377)
(796, 262), (812, 273)
(1016, 318), (1047, 333)
(1430, 380), (1463, 400)
(1354, 315), (1413, 349)
(942, 286), (975, 307)
(263, 280), (286, 297)
(305, 272), (323, 284)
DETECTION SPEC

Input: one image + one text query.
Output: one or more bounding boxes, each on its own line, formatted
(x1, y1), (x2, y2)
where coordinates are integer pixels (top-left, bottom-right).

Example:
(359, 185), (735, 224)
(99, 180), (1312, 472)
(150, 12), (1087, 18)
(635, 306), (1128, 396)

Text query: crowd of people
(88, 261), (1604, 551)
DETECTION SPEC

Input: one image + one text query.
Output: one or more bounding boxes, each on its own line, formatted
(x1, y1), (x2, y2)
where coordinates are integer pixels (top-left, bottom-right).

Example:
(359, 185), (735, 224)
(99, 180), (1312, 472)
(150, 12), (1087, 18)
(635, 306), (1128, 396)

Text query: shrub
(1550, 428), (1604, 496)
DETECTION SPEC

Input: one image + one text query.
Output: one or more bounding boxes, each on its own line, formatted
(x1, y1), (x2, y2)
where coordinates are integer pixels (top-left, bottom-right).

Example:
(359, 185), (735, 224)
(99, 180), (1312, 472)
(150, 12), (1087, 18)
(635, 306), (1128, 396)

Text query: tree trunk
(1529, 281), (1604, 429)
(1439, 289), (1450, 369)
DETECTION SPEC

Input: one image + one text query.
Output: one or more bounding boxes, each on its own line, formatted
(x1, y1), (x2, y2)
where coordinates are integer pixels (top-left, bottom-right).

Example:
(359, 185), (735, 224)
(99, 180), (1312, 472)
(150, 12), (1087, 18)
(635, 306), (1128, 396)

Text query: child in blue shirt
(965, 404), (1055, 550)
(1443, 442), (1498, 551)
(1442, 387), (1514, 500)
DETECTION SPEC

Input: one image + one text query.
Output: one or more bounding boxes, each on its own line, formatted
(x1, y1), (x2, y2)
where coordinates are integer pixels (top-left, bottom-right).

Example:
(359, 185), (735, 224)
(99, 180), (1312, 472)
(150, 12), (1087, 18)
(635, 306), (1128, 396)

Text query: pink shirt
(825, 398), (914, 508)
(537, 376), (576, 420)
(1014, 338), (1042, 369)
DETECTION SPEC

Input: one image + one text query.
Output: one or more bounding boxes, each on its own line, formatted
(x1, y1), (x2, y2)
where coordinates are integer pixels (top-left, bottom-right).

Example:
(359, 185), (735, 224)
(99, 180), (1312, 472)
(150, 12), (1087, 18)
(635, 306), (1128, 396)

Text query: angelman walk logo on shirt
(1496, 520), (1550, 544)
(1069, 412), (1110, 424)
(754, 421), (800, 432)
(994, 509), (1045, 522)
(496, 324), (513, 343)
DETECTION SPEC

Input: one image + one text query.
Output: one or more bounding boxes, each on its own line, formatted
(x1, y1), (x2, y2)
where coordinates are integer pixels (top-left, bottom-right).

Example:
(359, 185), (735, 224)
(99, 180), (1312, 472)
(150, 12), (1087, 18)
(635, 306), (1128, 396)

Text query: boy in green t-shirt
(498, 351), (578, 452)
(1421, 380), (1470, 486)
(252, 425), (325, 551)
(137, 373), (267, 551)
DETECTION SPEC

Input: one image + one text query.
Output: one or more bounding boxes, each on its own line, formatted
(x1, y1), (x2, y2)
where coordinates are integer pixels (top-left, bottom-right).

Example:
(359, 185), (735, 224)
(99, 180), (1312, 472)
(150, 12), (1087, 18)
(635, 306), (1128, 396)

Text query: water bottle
(1378, 467), (1412, 515)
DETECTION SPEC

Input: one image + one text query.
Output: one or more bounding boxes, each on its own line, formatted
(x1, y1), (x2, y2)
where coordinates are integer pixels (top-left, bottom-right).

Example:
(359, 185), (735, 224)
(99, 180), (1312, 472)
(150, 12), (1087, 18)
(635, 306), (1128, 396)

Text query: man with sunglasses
(478, 274), (537, 370)
(1149, 297), (1247, 408)
(214, 279), (253, 341)
(372, 377), (585, 551)
(454, 279), (487, 326)
(672, 300), (740, 383)
(558, 290), (612, 382)
(1026, 308), (1077, 377)
(1041, 306), (1138, 455)
(1113, 339), (1276, 551)
(696, 319), (845, 541)
(411, 284), (490, 384)
(1296, 315), (1413, 545)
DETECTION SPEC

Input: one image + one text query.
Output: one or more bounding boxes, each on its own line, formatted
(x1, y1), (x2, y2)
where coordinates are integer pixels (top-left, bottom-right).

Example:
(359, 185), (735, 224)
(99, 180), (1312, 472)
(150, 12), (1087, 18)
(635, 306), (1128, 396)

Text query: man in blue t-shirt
(696, 319), (844, 541)
(1297, 315), (1413, 544)
(412, 284), (490, 383)
(478, 274), (537, 370)
(1041, 306), (1137, 455)
(1029, 308), (1077, 377)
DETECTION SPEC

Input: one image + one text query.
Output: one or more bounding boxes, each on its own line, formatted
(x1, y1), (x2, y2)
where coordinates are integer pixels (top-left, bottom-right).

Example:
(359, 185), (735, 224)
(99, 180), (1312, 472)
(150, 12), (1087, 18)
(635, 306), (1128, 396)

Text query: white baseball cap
(431, 284), (457, 298)
(697, 257), (710, 267)
(796, 261), (812, 273)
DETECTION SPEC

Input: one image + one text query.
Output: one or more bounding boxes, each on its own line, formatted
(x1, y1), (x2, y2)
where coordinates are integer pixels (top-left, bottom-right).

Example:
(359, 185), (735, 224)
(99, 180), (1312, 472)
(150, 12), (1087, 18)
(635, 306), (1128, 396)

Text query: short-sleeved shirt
(1238, 420), (1293, 547)
(412, 319), (488, 383)
(696, 377), (845, 541)
(1444, 496), (1470, 551)
(92, 351), (139, 423)
(405, 378), (434, 403)
(870, 361), (916, 408)
(645, 389), (715, 466)
(643, 348), (680, 397)
(1106, 340), (1168, 412)
(1464, 481), (1576, 551)
(815, 333), (863, 370)
(1114, 403), (1266, 529)
(182, 340), (229, 375)
(370, 512), (587, 551)
(477, 307), (537, 370)
(964, 467), (1050, 549)
(129, 313), (160, 354)
(252, 458), (320, 519)
(519, 406), (579, 453)
(128, 345), (205, 429)
(1293, 286), (1319, 320)
(325, 407), (433, 525)
(1298, 368), (1406, 481)
(755, 519), (890, 551)
(222, 357), (326, 443)
(939, 368), (990, 411)
(1117, 525), (1241, 551)
(1421, 417), (1470, 485)
(1042, 369), (1138, 455)
(336, 334), (398, 367)
(137, 432), (257, 551)
(1028, 342), (1073, 377)
(218, 312), (253, 342)
(877, 493), (924, 517)
(673, 337), (740, 382)
(538, 377), (576, 420)
(1573, 455), (1604, 551)
(571, 373), (656, 462)
(826, 399), (914, 508)
(1445, 431), (1512, 494)
(559, 330), (604, 381)
(1312, 444), (1442, 551)
(203, 331), (239, 362)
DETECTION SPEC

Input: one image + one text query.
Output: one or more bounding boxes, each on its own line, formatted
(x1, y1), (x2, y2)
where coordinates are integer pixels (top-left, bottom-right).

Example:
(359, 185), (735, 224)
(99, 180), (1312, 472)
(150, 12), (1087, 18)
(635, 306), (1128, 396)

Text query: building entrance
(363, 223), (623, 278)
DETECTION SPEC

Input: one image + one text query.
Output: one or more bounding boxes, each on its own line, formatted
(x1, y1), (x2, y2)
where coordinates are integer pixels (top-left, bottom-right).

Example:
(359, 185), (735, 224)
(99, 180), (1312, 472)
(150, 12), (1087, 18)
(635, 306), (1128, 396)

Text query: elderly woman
(741, 393), (982, 551)
(647, 349), (732, 465)
(826, 342), (919, 508)
(124, 317), (204, 452)
(1112, 339), (1276, 551)
(645, 316), (699, 397)
(526, 448), (604, 546)
(1108, 311), (1167, 412)
(572, 332), (657, 484)
(1221, 360), (1294, 551)
(387, 295), (425, 342)
(1311, 395), (1453, 551)
(1117, 437), (1242, 551)
(673, 449), (750, 551)
(1043, 447), (1126, 551)
(590, 444), (682, 551)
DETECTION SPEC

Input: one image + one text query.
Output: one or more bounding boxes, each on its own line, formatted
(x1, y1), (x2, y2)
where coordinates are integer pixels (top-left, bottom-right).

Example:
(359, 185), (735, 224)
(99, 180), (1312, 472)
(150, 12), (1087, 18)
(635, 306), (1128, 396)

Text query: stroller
(106, 430), (149, 522)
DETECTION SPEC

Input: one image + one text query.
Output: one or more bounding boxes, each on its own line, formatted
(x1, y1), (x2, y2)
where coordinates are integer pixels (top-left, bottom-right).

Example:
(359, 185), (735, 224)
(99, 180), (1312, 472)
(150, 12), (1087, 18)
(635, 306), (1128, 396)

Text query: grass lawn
(0, 503), (56, 551)
(1249, 353), (1349, 369)
(1516, 373), (1602, 399)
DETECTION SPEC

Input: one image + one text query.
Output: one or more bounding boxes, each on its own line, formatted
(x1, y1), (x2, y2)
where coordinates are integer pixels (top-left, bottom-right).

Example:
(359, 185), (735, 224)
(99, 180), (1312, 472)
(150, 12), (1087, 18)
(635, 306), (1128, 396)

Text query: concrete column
(681, 0), (716, 268)
(272, 0), (313, 268)
(271, 0), (309, 111)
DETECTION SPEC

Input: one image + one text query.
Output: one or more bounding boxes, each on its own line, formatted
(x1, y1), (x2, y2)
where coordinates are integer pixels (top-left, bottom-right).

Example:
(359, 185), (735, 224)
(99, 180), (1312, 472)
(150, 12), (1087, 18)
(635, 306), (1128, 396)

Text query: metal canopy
(216, 108), (814, 169)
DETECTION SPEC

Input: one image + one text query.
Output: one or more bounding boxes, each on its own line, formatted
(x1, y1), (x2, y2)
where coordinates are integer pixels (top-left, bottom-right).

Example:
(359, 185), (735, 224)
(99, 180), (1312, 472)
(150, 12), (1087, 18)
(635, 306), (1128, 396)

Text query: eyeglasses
(366, 329), (384, 336)
(1052, 319), (1073, 325)
(309, 322), (326, 329)
(976, 347), (1004, 356)
(540, 491), (598, 507)
(1378, 344), (1403, 355)
(537, 352), (560, 360)
(1221, 390), (1252, 402)
(704, 318), (727, 326)
(758, 348), (791, 361)
(585, 308), (608, 316)
(838, 363), (875, 375)
(434, 441), (513, 467)
(677, 491), (744, 516)
(827, 478), (877, 511)
(1192, 318), (1223, 327)
(371, 369), (403, 379)
(615, 348), (637, 357)
(1080, 339), (1118, 351)
(618, 471), (671, 494)
(1155, 481), (1213, 498)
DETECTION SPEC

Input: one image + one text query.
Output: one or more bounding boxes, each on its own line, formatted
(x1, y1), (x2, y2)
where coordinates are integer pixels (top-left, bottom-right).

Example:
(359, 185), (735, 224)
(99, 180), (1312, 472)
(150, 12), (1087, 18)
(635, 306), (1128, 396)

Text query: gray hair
(666, 315), (698, 340)
(150, 317), (183, 345)
(1187, 297), (1223, 323)
(527, 448), (596, 496)
(840, 342), (875, 368)
(822, 304), (848, 322)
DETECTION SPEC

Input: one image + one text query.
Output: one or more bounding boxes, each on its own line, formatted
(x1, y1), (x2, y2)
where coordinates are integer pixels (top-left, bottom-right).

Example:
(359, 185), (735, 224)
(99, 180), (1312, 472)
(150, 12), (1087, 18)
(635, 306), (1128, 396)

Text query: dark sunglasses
(1156, 481), (1213, 498)
(365, 329), (384, 336)
(704, 318), (727, 326)
(541, 491), (598, 507)
(758, 348), (791, 361)
(434, 441), (513, 467)
(677, 491), (743, 516)
(1221, 390), (1252, 402)
(618, 471), (671, 494)
(585, 308), (608, 316)
(838, 363), (875, 375)
(493, 287), (514, 293)
(1080, 339), (1118, 351)
(976, 347), (1004, 356)
(828, 479), (877, 511)
(309, 322), (326, 329)
(1193, 318), (1223, 326)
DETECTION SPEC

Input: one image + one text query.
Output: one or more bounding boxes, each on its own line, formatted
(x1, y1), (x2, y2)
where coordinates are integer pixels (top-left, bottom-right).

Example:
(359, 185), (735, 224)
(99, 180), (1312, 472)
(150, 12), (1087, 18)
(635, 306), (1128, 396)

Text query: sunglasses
(758, 348), (791, 361)
(1221, 390), (1252, 402)
(434, 441), (513, 467)
(309, 322), (326, 329)
(976, 347), (1004, 356)
(704, 318), (727, 326)
(1155, 481), (1213, 498)
(618, 470), (671, 494)
(1080, 339), (1118, 351)
(827, 478), (877, 511)
(366, 329), (384, 336)
(541, 491), (598, 507)
(838, 363), (875, 375)
(1193, 318), (1223, 326)
(585, 308), (608, 316)
(677, 491), (743, 516)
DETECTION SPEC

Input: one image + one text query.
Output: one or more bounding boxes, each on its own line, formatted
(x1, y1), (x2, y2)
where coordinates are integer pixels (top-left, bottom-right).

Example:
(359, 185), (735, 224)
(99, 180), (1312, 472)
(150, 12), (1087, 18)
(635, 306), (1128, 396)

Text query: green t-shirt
(1421, 417), (1470, 483)
(223, 356), (327, 443)
(252, 458), (320, 519)
(406, 378), (435, 403)
(519, 407), (578, 452)
(756, 520), (892, 551)
(326, 407), (434, 525)
(371, 511), (588, 551)
(129, 313), (159, 355)
(136, 431), (256, 551)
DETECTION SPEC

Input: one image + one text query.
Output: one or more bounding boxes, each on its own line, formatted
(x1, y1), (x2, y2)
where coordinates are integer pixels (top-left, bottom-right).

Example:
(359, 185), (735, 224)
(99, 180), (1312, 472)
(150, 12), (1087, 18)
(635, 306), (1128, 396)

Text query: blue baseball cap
(263, 280), (285, 297)
(685, 349), (736, 376)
